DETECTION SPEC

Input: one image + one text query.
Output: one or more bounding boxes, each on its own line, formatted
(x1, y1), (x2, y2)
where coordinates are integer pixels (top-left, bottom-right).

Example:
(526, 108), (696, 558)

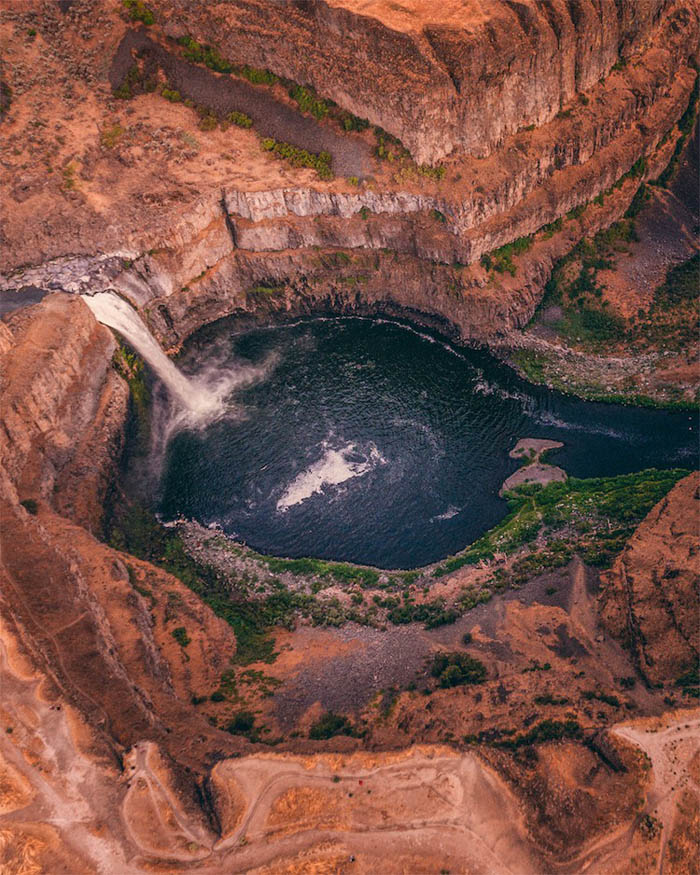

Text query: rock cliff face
(600, 473), (700, 686)
(0, 295), (239, 777)
(155, 0), (688, 164)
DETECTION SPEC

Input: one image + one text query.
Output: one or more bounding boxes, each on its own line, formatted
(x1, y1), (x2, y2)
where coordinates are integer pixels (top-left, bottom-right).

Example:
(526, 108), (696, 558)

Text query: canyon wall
(0, 295), (240, 780)
(154, 0), (693, 163)
(600, 473), (700, 686)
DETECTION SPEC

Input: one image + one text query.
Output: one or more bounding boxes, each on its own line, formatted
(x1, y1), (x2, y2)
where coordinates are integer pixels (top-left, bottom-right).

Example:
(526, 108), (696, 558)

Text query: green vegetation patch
(227, 710), (256, 735)
(235, 64), (279, 86)
(480, 235), (534, 276)
(227, 110), (253, 128)
(288, 84), (329, 120)
(309, 711), (358, 739)
(676, 665), (700, 698)
(499, 718), (583, 749)
(100, 123), (125, 149)
(112, 344), (150, 448)
(434, 468), (688, 577)
(108, 501), (306, 664)
(177, 36), (232, 73)
(261, 137), (333, 179)
(262, 555), (379, 588)
(537, 214), (639, 351)
(122, 0), (154, 25)
(172, 626), (191, 648)
(631, 254), (699, 351)
(430, 652), (487, 687)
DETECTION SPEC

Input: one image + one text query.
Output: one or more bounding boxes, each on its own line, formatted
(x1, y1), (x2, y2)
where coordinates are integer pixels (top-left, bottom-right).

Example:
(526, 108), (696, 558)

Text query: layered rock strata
(154, 0), (691, 164)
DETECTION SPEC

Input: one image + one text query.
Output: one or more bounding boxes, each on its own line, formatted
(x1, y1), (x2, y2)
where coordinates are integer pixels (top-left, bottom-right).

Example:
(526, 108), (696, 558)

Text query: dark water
(157, 318), (697, 568)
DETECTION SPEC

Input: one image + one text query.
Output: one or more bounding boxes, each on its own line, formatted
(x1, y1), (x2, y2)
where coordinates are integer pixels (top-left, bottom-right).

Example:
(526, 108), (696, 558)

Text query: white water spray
(85, 292), (224, 418)
(84, 291), (270, 428)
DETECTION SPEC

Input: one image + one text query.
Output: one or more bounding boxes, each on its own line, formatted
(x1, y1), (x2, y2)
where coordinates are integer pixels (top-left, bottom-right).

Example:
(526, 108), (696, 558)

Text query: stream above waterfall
(120, 316), (697, 569)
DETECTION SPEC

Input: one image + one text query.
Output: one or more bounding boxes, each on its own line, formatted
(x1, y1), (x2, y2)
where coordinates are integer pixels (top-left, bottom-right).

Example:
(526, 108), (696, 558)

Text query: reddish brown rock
(600, 472), (700, 685)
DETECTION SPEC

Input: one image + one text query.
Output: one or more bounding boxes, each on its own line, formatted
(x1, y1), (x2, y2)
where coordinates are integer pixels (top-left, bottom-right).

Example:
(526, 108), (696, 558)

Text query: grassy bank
(106, 467), (688, 663)
(433, 468), (689, 578)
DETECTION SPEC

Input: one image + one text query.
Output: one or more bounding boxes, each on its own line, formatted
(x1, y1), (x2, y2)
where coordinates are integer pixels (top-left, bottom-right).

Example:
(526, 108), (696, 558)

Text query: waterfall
(84, 292), (225, 420)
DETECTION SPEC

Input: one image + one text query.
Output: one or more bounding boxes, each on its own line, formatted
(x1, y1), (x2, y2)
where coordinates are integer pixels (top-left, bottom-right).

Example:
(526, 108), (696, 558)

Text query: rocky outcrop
(154, 0), (697, 164)
(600, 472), (700, 686)
(0, 293), (127, 529)
(0, 295), (239, 775)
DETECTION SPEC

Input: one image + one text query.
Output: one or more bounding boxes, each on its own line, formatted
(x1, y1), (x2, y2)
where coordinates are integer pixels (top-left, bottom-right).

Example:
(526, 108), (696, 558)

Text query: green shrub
(235, 64), (279, 85)
(480, 235), (533, 276)
(676, 664), (700, 697)
(20, 499), (38, 515)
(178, 36), (204, 63)
(161, 88), (182, 103)
(309, 711), (356, 739)
(419, 164), (446, 181)
(227, 110), (253, 128)
(582, 690), (620, 707)
(210, 690), (225, 702)
(261, 555), (379, 588)
(177, 36), (232, 73)
(653, 253), (699, 307)
(112, 65), (142, 100)
(340, 113), (370, 132)
(227, 710), (256, 734)
(540, 217), (563, 239)
(534, 694), (569, 706)
(100, 123), (125, 148)
(172, 626), (191, 647)
(386, 598), (459, 628)
(374, 128), (410, 162)
(559, 306), (627, 344)
(501, 719), (583, 748)
(122, 0), (154, 25)
(430, 652), (487, 687)
(624, 183), (650, 218)
(566, 203), (587, 221)
(288, 84), (329, 120)
(202, 45), (233, 74)
(260, 137), (333, 179)
(198, 114), (218, 131)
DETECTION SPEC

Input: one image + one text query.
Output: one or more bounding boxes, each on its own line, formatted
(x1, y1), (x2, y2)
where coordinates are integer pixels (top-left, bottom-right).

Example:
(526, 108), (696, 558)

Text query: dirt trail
(0, 616), (137, 874)
(613, 714), (700, 875)
(110, 30), (373, 178)
(200, 749), (538, 874)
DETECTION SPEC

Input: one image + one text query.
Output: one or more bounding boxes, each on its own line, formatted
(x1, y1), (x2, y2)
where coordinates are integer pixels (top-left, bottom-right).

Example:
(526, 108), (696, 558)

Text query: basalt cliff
(0, 1), (699, 873)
